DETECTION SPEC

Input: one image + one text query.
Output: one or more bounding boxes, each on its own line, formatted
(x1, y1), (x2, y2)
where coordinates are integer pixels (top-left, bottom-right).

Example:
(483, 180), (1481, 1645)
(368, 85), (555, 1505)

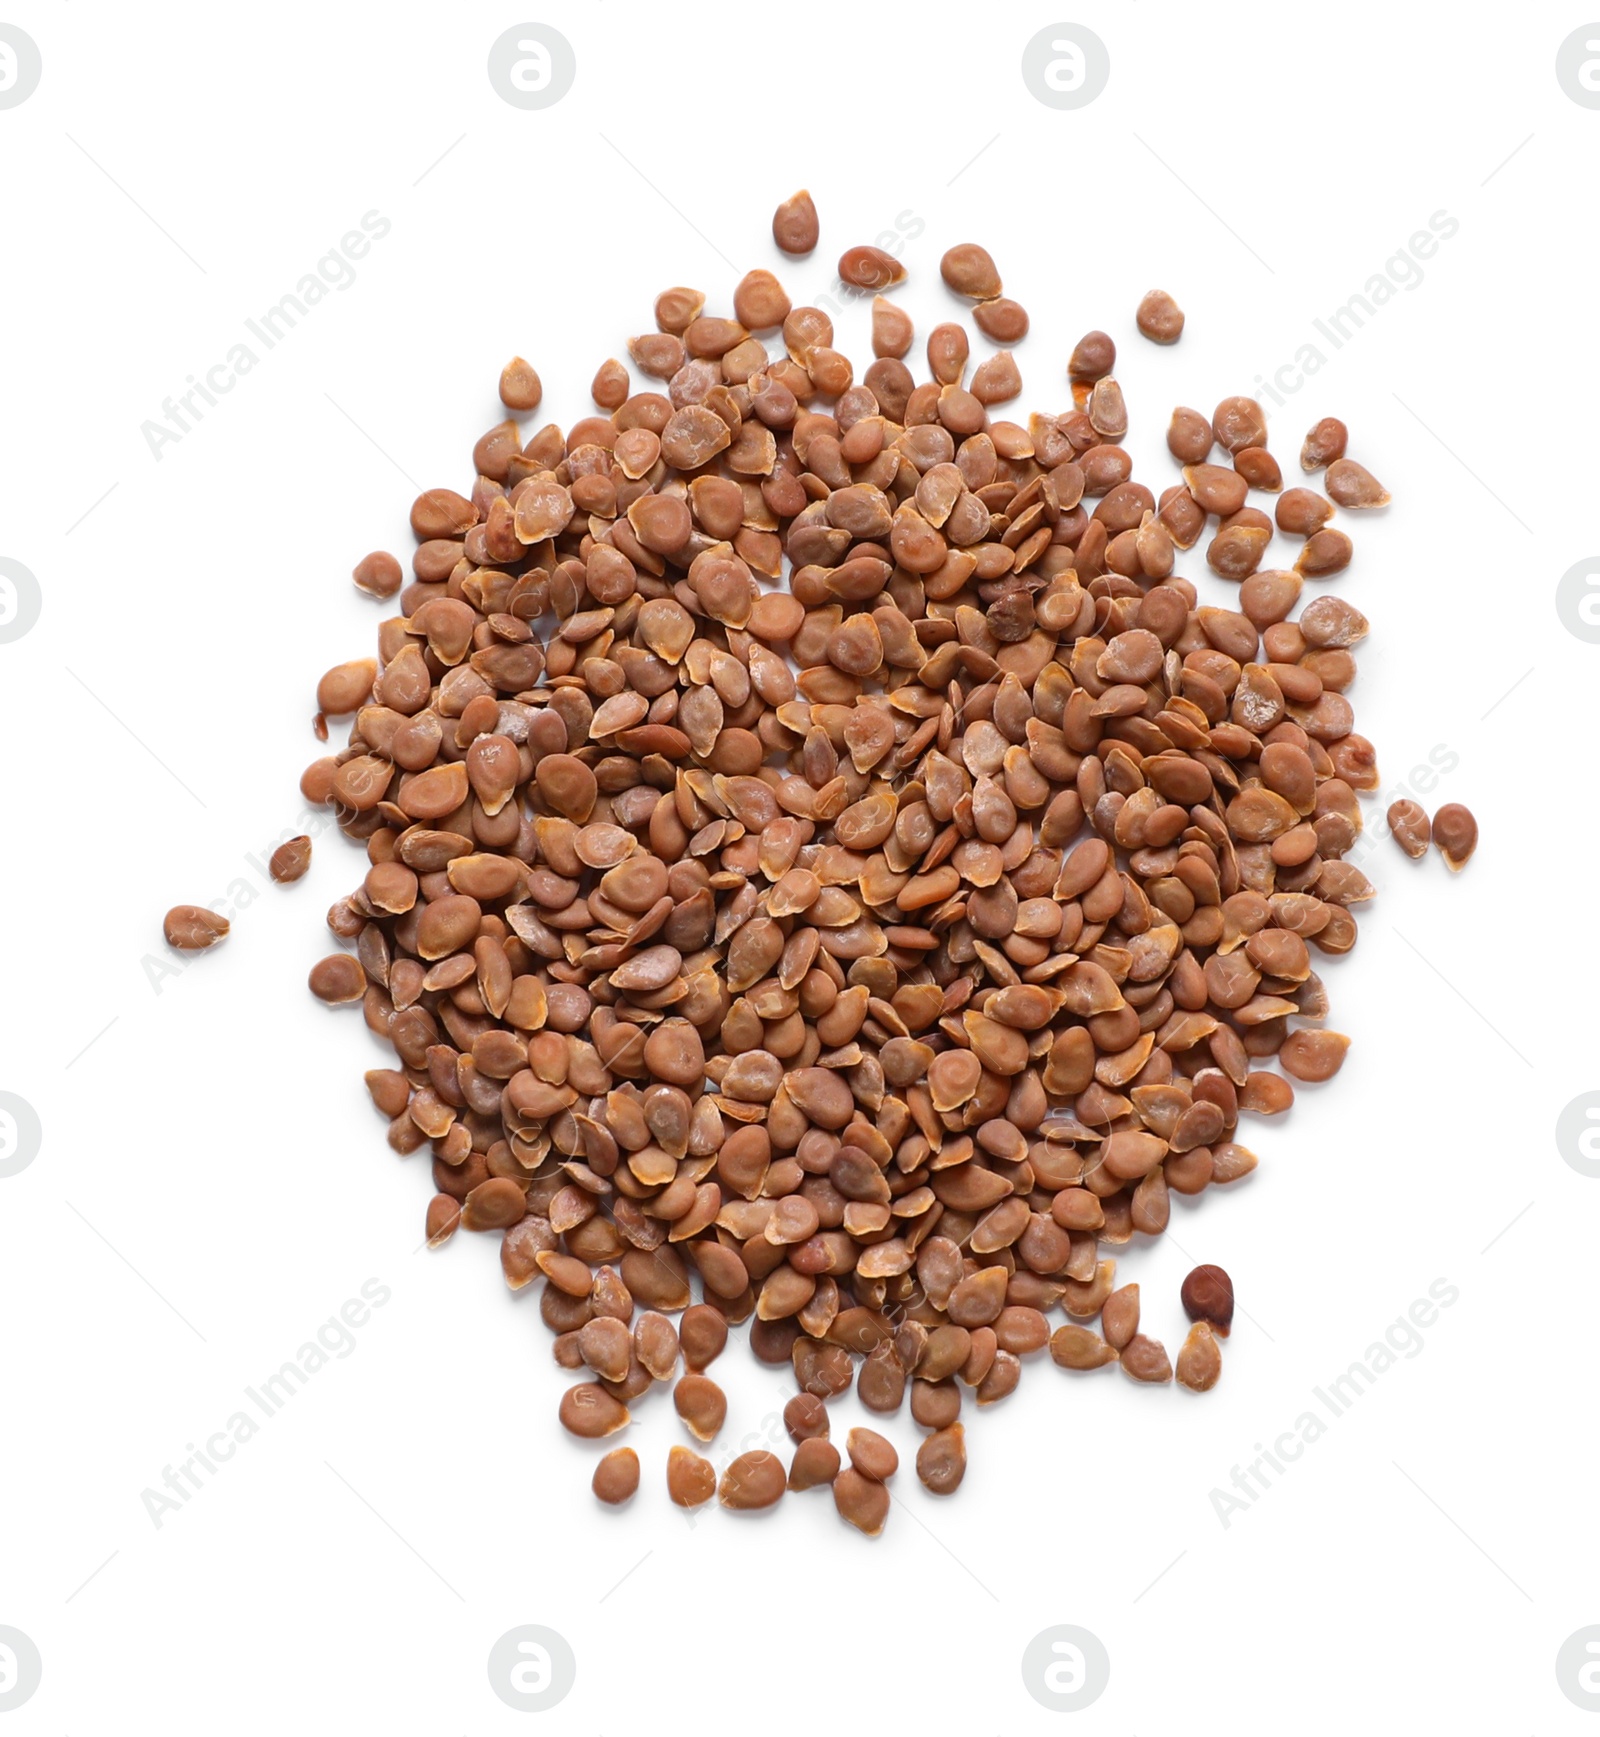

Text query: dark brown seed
(1432, 803), (1478, 870)
(593, 1447), (640, 1504)
(164, 906), (229, 951)
(1180, 1265), (1234, 1335)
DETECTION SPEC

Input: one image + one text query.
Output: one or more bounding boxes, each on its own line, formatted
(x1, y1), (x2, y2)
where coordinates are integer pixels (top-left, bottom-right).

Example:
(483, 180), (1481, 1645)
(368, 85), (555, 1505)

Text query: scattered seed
(1300, 416), (1347, 471)
(270, 837), (313, 884)
(309, 954), (367, 1004)
(839, 245), (905, 290)
(940, 243), (1001, 300)
(499, 357), (542, 412)
(593, 1447), (640, 1504)
(1136, 289), (1185, 343)
(352, 550), (402, 598)
(1432, 803), (1478, 870)
(1387, 799), (1431, 859)
(164, 906), (229, 951)
(772, 190), (819, 255)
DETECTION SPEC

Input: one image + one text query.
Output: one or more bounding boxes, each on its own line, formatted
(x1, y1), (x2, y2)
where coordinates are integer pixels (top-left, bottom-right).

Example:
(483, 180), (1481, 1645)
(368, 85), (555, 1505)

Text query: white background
(2, 0), (1596, 1728)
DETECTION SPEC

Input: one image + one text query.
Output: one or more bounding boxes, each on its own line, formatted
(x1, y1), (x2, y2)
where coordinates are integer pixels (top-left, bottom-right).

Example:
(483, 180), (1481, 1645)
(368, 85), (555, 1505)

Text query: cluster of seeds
(273, 199), (1412, 1531)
